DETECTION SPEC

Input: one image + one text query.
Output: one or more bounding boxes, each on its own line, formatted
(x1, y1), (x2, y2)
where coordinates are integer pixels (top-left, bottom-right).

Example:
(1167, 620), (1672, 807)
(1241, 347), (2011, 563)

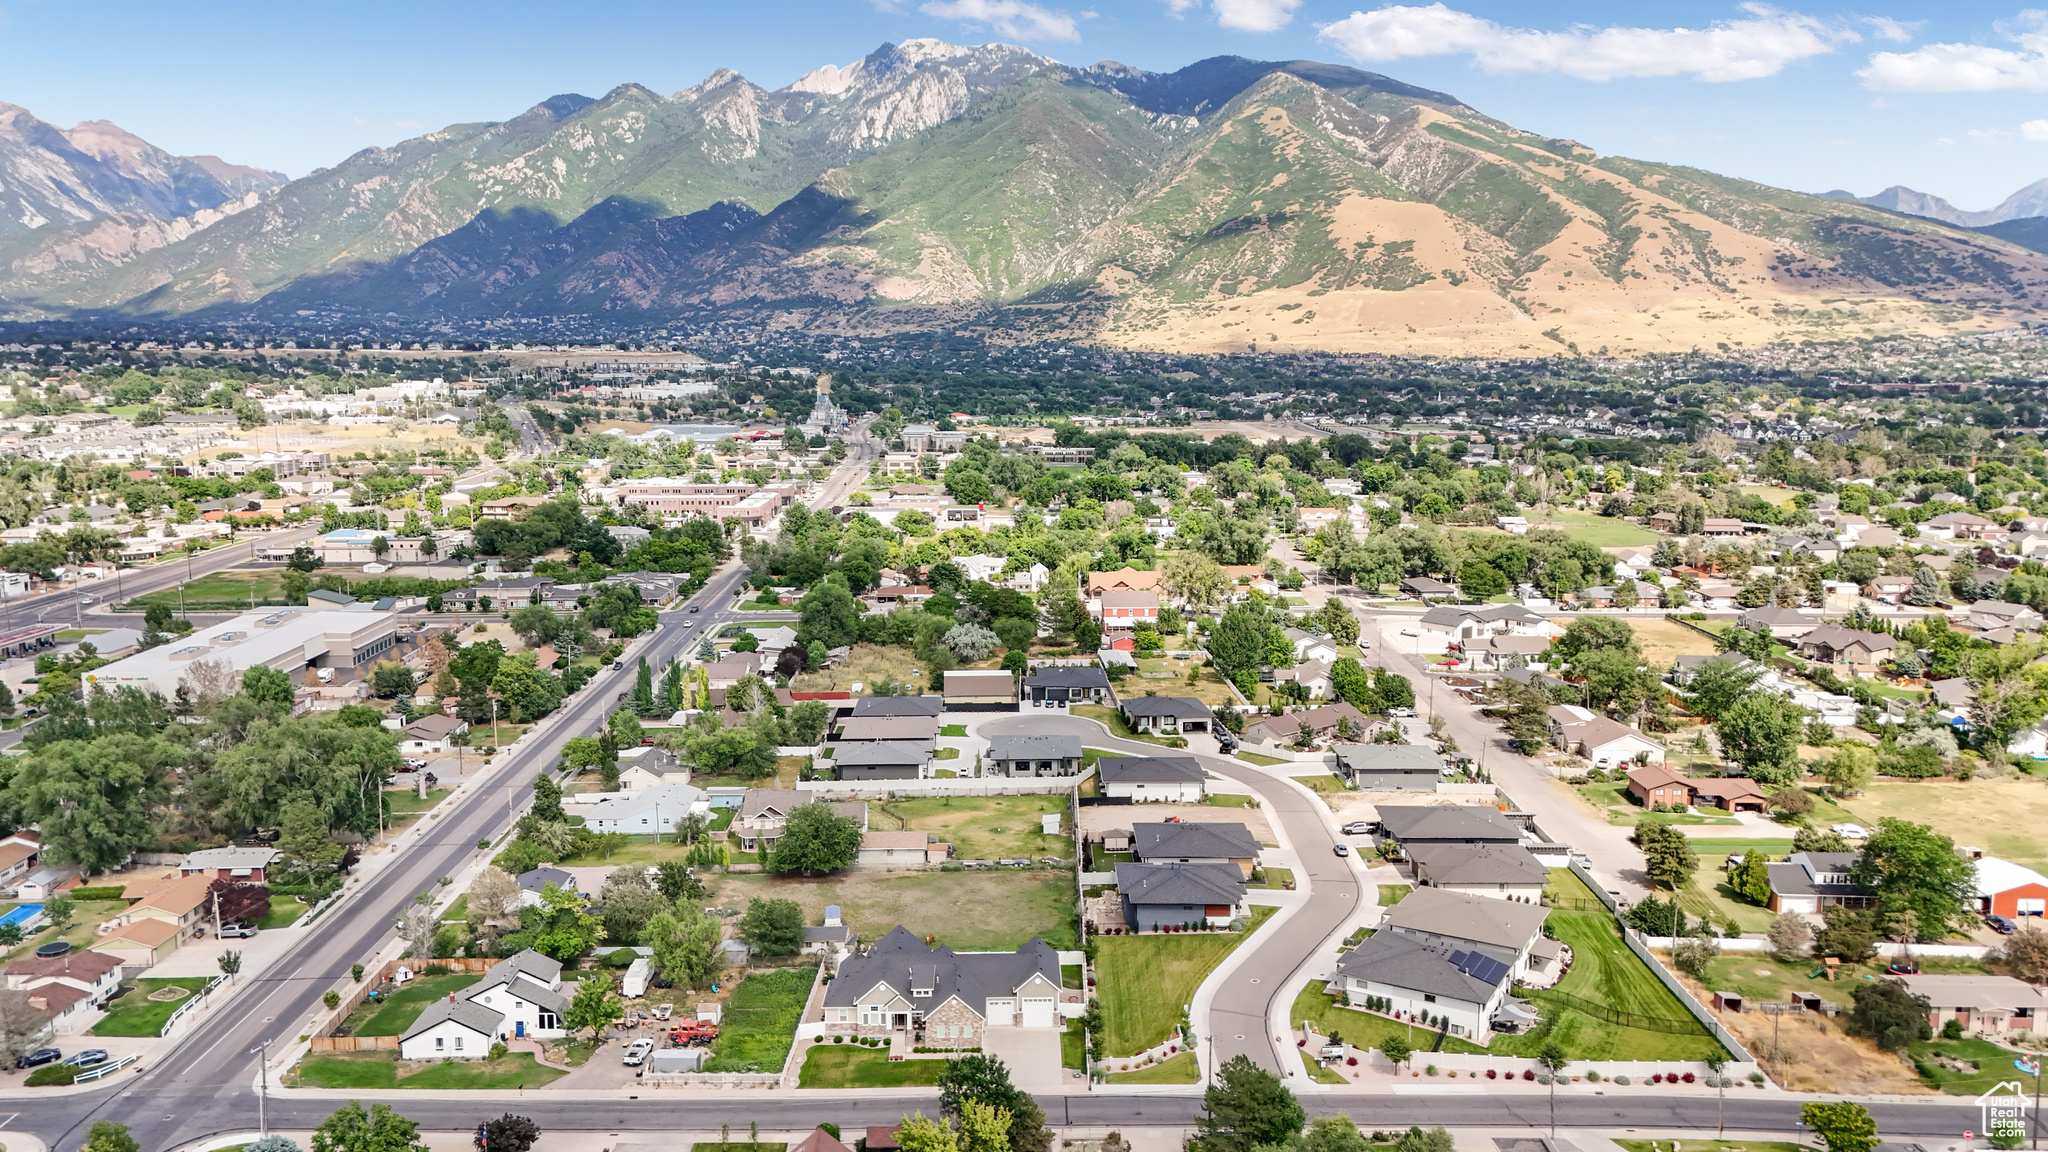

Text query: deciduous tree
(1190, 1054), (1304, 1152)
(1854, 818), (1976, 940)
(769, 802), (865, 876)
(311, 1101), (429, 1152)
(738, 896), (805, 956)
(645, 900), (724, 990)
(1801, 1102), (1879, 1152)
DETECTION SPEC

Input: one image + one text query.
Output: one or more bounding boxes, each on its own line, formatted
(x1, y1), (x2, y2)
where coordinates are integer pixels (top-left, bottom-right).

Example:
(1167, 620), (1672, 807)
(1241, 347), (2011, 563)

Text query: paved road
(979, 713), (1363, 1078)
(0, 525), (321, 635)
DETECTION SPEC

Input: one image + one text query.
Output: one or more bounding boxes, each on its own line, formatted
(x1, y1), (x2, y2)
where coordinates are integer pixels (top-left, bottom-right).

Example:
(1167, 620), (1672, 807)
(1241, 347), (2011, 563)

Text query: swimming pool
(0, 904), (44, 928)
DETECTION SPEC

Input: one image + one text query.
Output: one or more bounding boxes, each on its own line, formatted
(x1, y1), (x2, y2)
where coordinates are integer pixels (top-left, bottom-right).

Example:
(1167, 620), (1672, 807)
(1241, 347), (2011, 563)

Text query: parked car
(1387, 707), (1416, 718)
(62, 1050), (107, 1068)
(1341, 821), (1373, 836)
(1830, 823), (1869, 839)
(218, 922), (258, 939)
(613, 660), (625, 670)
(1987, 914), (2019, 934)
(403, 758), (429, 770)
(16, 1048), (59, 1068)
(1333, 843), (1351, 857)
(621, 1038), (655, 1066)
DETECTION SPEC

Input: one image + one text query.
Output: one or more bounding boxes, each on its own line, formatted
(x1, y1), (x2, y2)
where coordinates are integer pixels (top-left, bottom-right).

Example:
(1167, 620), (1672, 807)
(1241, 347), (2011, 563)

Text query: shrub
(1521, 1069), (1535, 1081)
(1425, 1064), (1437, 1076)
(322, 990), (341, 1010)
(68, 886), (125, 901)
(832, 1035), (844, 1044)
(1586, 1070), (1601, 1082)
(26, 1064), (76, 1086)
(820, 1125), (841, 1140)
(605, 948), (638, 968)
(350, 963), (365, 982)
(1614, 1075), (1631, 1085)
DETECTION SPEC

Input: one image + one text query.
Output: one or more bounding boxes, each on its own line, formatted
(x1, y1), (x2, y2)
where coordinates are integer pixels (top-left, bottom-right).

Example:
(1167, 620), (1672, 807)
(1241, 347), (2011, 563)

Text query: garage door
(1021, 997), (1057, 1028)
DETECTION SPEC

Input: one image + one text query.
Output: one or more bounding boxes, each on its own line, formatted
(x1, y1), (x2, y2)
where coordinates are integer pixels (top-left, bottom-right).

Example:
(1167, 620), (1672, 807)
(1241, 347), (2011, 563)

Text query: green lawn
(91, 978), (211, 1037)
(711, 871), (1075, 952)
(1206, 794), (1254, 808)
(1378, 884), (1412, 906)
(292, 1050), (564, 1089)
(941, 725), (968, 737)
(1290, 773), (1346, 793)
(798, 1045), (947, 1087)
(384, 788), (451, 818)
(1095, 906), (1275, 1056)
(1106, 1051), (1199, 1083)
(1526, 870), (1727, 1061)
(705, 966), (815, 1073)
(1530, 511), (1660, 547)
(1576, 782), (1740, 827)
(1062, 1024), (1085, 1070)
(1234, 751), (1287, 766)
(1909, 1036), (2032, 1095)
(1062, 964), (1084, 989)
(2, 899), (128, 965)
(348, 973), (482, 1037)
(1293, 981), (1486, 1055)
(256, 898), (310, 930)
(1073, 704), (1187, 747)
(1252, 867), (1295, 890)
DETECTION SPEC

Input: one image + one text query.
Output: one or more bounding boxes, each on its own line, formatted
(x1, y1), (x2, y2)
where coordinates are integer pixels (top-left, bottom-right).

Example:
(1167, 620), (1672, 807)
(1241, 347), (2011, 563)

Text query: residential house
(802, 910), (857, 959)
(704, 651), (766, 690)
(1866, 574), (1915, 605)
(1549, 709), (1665, 768)
(1458, 634), (1552, 672)
(401, 714), (468, 755)
(859, 830), (941, 866)
(1413, 603), (1560, 655)
(581, 782), (706, 835)
(3, 949), (122, 1027)
(733, 791), (869, 853)
(1739, 606), (1818, 640)
(177, 845), (280, 883)
(1131, 822), (1260, 877)
(1097, 757), (1206, 803)
(1085, 568), (1163, 599)
(1766, 851), (1873, 914)
(117, 872), (215, 943)
(515, 865), (577, 909)
(1332, 744), (1444, 790)
(1625, 764), (1695, 808)
(1240, 702), (1368, 747)
(852, 696), (944, 718)
(400, 949), (567, 1053)
(1403, 843), (1548, 900)
(1284, 629), (1339, 666)
(1894, 974), (2040, 1036)
(1274, 659), (1333, 700)
(1973, 856), (2048, 919)
(833, 741), (932, 781)
(92, 919), (181, 968)
(616, 745), (688, 791)
(1023, 666), (1112, 705)
(1096, 589), (1159, 631)
(1923, 511), (1998, 541)
(941, 670), (1016, 710)
(986, 733), (1082, 778)
(1796, 626), (1896, 672)
(1375, 805), (1521, 848)
(1332, 929), (1523, 1041)
(1967, 600), (2044, 632)
(821, 926), (1066, 1044)
(0, 832), (37, 892)
(1668, 653), (1760, 687)
(1686, 777), (1770, 813)
(1400, 577), (1457, 600)
(1118, 696), (1212, 735)
(837, 716), (940, 746)
(1378, 887), (1555, 983)
(1701, 518), (1746, 537)
(1114, 862), (1249, 931)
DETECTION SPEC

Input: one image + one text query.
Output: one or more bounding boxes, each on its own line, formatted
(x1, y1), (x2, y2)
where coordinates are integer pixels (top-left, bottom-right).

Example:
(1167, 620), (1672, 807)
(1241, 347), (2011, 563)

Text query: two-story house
(821, 927), (1068, 1047)
(401, 949), (568, 1056)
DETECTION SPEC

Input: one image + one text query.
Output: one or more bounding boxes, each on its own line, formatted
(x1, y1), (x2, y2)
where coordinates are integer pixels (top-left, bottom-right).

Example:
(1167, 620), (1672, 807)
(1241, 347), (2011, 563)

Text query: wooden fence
(309, 957), (499, 1050)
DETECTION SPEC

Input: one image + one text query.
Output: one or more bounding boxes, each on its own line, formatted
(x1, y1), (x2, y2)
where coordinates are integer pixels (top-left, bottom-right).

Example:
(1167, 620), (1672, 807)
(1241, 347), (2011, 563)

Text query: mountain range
(6, 43), (2048, 355)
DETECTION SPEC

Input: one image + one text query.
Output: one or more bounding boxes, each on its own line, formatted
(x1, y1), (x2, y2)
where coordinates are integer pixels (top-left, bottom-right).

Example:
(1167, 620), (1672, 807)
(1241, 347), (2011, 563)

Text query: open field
(124, 567), (366, 612)
(1626, 618), (1721, 675)
(797, 1044), (947, 1087)
(1131, 658), (1239, 706)
(291, 1050), (564, 1089)
(1669, 955), (1930, 1094)
(1848, 777), (2048, 873)
(1095, 906), (1275, 1056)
(91, 977), (211, 1036)
(1529, 511), (1660, 547)
(876, 795), (1068, 861)
(792, 644), (922, 694)
(710, 870), (1076, 951)
(705, 965), (814, 1073)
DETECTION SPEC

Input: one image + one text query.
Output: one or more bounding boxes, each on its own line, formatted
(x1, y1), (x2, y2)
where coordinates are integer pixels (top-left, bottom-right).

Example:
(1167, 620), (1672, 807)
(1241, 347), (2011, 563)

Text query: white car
(622, 1038), (655, 1066)
(1398, 628), (1418, 637)
(1387, 707), (1417, 718)
(1831, 823), (1870, 839)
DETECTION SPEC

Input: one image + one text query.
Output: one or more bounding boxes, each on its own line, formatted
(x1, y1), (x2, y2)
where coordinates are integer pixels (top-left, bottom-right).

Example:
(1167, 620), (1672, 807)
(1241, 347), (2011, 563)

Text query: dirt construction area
(1669, 963), (1929, 1095)
(1321, 790), (1506, 828)
(1074, 801), (1275, 846)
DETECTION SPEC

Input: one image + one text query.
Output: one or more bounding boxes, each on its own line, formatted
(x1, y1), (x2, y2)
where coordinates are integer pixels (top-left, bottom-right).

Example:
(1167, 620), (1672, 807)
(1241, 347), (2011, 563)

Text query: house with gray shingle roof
(1114, 862), (1248, 932)
(400, 996), (504, 1060)
(821, 926), (1064, 1046)
(1130, 822), (1260, 876)
(1097, 756), (1206, 802)
(986, 733), (1082, 777)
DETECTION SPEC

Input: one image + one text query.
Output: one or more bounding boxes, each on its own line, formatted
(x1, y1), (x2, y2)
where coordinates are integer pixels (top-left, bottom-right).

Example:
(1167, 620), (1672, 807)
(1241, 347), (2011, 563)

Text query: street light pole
(248, 1037), (272, 1136)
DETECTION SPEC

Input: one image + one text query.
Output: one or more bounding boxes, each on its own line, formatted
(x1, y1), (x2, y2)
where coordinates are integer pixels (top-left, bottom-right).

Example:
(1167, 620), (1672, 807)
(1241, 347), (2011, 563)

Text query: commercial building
(83, 607), (401, 697)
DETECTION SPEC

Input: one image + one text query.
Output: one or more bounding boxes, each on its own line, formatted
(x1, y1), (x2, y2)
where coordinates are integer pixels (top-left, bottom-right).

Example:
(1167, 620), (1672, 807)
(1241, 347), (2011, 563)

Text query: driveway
(1349, 606), (1652, 901)
(978, 714), (1364, 1078)
(981, 1026), (1065, 1091)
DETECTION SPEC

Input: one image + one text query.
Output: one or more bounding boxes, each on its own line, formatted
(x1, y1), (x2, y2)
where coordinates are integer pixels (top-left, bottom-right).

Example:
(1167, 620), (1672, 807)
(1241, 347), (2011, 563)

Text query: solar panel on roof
(1455, 952), (1511, 986)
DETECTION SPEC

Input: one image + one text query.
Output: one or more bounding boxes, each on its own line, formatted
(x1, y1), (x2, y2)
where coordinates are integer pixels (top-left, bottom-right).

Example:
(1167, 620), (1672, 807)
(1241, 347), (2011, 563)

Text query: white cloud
(920, 0), (1081, 40)
(1314, 2), (1855, 82)
(1860, 11), (2048, 90)
(1862, 15), (1920, 43)
(1162, 0), (1199, 13)
(2023, 119), (2048, 141)
(1968, 126), (2014, 144)
(1214, 0), (1302, 32)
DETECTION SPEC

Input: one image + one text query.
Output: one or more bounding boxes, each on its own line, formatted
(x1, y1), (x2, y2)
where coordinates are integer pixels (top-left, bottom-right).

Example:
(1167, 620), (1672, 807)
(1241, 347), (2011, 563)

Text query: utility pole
(248, 1037), (272, 1136)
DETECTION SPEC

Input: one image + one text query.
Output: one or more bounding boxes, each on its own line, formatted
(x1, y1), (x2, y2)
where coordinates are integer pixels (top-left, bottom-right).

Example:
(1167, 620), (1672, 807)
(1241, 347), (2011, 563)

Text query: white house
(459, 949), (568, 1041)
(616, 745), (688, 791)
(1335, 888), (1556, 1041)
(400, 997), (502, 1059)
(401, 714), (468, 755)
(580, 782), (706, 836)
(1097, 756), (1207, 803)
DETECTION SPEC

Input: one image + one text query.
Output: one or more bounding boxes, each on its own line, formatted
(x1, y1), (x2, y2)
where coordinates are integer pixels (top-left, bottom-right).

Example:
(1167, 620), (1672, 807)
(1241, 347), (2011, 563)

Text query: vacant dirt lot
(1074, 801), (1274, 846)
(1322, 790), (1503, 827)
(1628, 617), (1721, 675)
(1669, 961), (1930, 1095)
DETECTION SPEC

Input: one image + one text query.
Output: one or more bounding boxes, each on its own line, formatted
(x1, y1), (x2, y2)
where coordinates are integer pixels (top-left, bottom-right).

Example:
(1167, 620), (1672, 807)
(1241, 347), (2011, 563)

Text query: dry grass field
(1848, 776), (2048, 873)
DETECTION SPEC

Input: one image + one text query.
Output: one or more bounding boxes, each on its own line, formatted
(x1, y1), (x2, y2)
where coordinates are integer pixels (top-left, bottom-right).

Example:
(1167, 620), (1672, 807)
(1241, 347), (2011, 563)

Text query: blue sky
(5, 0), (2048, 208)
